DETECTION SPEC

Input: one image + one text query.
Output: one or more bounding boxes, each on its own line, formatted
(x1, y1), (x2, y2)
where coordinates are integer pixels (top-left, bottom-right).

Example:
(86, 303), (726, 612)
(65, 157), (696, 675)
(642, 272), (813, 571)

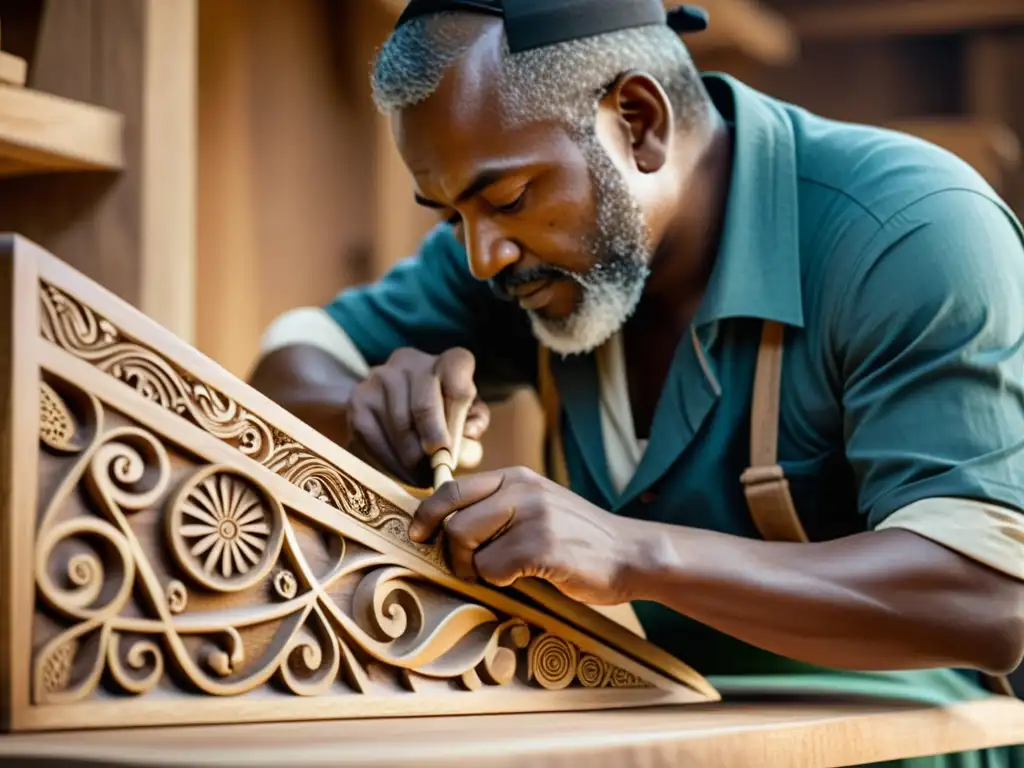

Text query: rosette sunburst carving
(166, 467), (285, 592)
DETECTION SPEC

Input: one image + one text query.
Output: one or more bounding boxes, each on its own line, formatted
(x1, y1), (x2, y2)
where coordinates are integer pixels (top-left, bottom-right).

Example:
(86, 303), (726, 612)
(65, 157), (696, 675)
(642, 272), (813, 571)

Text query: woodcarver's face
(392, 21), (676, 355)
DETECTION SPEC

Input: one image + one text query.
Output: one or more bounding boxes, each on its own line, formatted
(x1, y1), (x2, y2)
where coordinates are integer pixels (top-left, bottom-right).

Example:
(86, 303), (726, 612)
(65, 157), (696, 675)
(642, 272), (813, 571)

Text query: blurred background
(0, 0), (1022, 475)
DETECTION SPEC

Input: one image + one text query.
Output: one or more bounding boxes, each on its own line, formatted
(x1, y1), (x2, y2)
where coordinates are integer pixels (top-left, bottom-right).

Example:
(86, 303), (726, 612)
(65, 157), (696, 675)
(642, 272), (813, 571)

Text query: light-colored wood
(0, 53), (25, 88)
(789, 0), (1024, 41)
(139, 0), (197, 344)
(3, 696), (1024, 767)
(0, 83), (123, 177)
(0, 234), (717, 733)
(887, 118), (1021, 189)
(197, 0), (376, 379)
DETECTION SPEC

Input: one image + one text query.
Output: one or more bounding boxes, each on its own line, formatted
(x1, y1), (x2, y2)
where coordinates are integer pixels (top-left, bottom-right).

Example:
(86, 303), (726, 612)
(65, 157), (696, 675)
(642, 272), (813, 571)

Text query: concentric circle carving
(528, 633), (577, 691)
(166, 467), (284, 593)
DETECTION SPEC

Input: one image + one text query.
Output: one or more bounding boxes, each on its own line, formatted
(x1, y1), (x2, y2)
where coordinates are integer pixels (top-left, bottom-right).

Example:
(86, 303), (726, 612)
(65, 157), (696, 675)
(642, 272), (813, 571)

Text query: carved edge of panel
(32, 371), (653, 723)
(38, 281), (448, 573)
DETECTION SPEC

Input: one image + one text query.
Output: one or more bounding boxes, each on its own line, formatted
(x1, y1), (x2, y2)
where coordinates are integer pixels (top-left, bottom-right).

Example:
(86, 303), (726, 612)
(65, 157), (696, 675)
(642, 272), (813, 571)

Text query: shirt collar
(693, 73), (805, 330)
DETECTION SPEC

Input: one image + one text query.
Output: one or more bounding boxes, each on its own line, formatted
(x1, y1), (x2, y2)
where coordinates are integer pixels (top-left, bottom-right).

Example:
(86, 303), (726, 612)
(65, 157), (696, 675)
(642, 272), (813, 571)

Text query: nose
(463, 218), (521, 281)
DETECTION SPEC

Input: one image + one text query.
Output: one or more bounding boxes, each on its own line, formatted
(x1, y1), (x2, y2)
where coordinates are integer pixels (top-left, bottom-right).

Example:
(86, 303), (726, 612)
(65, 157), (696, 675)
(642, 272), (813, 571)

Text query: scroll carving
(39, 282), (445, 571)
(32, 376), (649, 709)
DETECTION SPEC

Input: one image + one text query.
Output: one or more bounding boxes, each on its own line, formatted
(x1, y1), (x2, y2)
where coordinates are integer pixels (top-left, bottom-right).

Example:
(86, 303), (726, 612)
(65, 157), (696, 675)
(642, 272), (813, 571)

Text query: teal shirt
(326, 74), (1024, 764)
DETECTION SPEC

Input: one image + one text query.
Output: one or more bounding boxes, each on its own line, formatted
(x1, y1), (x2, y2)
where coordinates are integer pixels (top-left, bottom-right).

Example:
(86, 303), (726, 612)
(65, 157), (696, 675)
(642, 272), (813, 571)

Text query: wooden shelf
(0, 83), (123, 177)
(788, 0), (1024, 41)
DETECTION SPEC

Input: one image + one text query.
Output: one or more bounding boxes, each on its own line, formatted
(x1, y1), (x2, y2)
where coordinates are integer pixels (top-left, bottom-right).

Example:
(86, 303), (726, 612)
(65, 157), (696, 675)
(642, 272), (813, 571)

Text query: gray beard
(528, 135), (653, 357)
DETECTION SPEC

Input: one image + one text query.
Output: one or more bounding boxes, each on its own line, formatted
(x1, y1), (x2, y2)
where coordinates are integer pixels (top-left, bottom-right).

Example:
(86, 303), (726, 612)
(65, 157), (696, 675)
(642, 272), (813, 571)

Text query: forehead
(391, 26), (580, 198)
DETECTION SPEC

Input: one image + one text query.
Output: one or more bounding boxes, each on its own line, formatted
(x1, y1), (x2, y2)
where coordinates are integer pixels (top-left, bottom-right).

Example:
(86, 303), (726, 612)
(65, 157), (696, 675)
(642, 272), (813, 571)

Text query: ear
(599, 71), (672, 174)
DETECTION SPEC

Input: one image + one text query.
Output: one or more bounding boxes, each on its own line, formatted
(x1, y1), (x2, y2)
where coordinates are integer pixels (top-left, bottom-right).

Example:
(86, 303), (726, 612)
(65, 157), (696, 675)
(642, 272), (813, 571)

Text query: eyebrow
(413, 168), (514, 210)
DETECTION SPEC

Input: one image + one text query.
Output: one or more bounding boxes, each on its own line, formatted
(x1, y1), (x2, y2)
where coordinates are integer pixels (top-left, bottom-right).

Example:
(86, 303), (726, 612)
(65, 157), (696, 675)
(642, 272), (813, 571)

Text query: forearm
(248, 345), (359, 446)
(627, 524), (1024, 675)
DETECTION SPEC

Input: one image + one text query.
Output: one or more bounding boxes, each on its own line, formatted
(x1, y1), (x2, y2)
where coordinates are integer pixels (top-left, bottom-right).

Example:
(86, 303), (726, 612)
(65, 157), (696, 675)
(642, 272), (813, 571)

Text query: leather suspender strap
(537, 346), (570, 487)
(740, 320), (809, 543)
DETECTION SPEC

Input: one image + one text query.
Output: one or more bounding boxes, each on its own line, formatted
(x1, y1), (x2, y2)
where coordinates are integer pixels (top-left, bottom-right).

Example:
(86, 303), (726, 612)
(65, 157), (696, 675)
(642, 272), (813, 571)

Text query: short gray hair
(371, 13), (707, 134)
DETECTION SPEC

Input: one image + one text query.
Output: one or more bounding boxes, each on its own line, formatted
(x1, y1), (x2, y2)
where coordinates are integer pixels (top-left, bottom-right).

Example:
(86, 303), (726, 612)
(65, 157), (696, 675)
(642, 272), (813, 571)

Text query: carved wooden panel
(0, 235), (717, 732)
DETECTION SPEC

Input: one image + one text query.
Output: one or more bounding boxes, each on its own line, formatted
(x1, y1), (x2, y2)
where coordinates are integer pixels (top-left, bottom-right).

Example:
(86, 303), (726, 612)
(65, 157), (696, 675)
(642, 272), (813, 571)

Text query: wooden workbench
(2, 696), (1023, 767)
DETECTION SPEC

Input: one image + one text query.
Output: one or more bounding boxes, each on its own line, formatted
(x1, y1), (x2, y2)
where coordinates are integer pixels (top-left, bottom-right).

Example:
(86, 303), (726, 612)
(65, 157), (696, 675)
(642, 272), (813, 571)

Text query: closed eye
(494, 189), (526, 215)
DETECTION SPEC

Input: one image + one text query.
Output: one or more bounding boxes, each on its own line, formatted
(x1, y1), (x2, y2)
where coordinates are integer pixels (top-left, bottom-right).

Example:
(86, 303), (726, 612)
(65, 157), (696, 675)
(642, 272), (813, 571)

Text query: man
(251, 1), (1024, 764)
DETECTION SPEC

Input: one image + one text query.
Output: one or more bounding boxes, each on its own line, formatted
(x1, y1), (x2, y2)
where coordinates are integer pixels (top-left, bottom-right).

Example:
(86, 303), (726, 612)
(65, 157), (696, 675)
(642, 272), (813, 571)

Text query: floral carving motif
(32, 373), (650, 707)
(39, 282), (445, 572)
(166, 469), (284, 592)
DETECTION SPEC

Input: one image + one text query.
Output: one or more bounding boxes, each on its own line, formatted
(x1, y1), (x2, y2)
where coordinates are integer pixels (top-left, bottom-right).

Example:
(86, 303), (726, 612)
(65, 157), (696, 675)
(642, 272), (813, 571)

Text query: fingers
(463, 400), (490, 441)
(436, 348), (478, 452)
(346, 347), (486, 484)
(346, 392), (411, 483)
(408, 370), (447, 456)
(441, 496), (518, 581)
(473, 524), (536, 588)
(409, 471), (506, 543)
(378, 369), (428, 472)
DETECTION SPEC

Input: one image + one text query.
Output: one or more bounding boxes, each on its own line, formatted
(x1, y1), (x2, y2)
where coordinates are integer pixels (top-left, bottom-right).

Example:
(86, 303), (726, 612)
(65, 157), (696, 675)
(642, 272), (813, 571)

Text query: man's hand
(347, 347), (489, 487)
(408, 467), (643, 605)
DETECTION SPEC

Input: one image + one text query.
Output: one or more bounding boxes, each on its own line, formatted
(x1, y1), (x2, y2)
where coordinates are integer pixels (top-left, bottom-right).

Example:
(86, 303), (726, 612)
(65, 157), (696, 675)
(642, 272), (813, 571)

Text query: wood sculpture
(0, 235), (718, 733)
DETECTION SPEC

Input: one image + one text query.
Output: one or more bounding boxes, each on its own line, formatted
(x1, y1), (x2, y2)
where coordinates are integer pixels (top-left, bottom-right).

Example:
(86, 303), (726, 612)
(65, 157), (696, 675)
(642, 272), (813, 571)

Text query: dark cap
(395, 0), (710, 53)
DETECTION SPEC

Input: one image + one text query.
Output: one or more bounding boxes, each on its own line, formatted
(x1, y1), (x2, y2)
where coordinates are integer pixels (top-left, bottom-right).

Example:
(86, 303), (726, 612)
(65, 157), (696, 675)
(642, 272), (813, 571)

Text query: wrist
(613, 520), (679, 603)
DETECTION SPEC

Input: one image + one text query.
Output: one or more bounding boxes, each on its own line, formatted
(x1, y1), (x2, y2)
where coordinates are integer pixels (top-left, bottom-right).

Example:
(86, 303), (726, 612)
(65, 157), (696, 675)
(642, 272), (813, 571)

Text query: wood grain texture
(0, 234), (717, 733)
(2, 697), (1024, 767)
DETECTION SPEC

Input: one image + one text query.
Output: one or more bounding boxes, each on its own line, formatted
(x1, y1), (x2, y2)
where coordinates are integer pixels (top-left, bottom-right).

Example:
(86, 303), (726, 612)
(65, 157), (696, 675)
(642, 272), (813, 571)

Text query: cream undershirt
(260, 308), (1024, 583)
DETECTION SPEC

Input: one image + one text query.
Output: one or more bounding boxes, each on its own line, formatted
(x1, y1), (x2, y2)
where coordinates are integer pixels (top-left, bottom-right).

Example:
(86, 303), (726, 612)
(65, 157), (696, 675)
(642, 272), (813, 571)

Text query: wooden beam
(790, 0), (1024, 41)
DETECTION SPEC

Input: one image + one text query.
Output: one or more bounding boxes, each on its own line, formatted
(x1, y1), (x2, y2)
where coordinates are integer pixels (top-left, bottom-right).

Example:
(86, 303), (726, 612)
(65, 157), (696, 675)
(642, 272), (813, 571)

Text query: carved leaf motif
(39, 381), (80, 453)
(39, 639), (77, 693)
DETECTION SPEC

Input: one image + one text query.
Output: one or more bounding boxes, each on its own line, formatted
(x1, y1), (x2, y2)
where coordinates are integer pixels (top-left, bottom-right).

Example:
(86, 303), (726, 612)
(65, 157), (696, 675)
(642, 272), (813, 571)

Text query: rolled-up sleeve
(835, 189), (1024, 579)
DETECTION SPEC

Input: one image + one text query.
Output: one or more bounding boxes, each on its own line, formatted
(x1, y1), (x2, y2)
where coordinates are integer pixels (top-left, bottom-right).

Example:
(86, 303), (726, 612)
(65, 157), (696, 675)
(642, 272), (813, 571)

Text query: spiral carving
(166, 580), (188, 614)
(351, 567), (424, 643)
(107, 635), (164, 695)
(87, 430), (171, 512)
(35, 517), (135, 619)
(273, 570), (298, 600)
(528, 633), (578, 691)
(576, 654), (609, 688)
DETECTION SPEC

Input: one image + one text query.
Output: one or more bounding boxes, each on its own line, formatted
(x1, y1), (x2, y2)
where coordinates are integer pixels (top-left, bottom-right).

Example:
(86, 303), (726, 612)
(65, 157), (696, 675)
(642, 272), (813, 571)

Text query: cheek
(525, 183), (600, 269)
